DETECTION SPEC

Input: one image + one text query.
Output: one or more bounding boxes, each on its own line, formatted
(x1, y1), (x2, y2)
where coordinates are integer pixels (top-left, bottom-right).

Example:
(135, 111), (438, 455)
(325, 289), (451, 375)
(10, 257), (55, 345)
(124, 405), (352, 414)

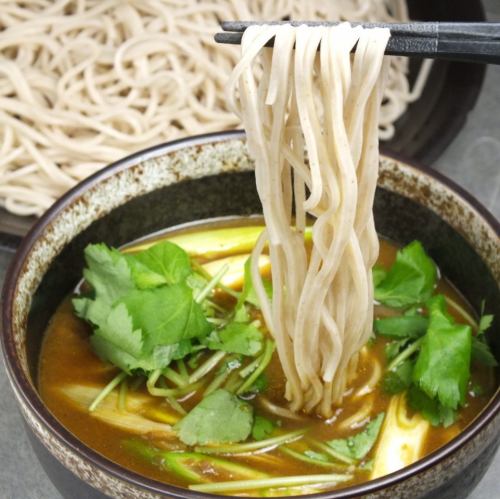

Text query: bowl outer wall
(1, 130), (499, 499)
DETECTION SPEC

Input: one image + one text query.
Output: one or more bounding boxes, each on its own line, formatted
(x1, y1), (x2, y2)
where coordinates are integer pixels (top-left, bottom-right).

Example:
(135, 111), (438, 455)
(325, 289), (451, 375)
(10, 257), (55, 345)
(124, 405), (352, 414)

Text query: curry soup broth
(38, 221), (495, 493)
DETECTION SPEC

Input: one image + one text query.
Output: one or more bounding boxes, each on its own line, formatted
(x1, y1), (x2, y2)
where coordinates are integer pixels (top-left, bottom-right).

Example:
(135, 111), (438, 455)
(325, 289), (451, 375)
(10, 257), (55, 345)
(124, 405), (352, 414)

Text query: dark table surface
(1, 3), (499, 497)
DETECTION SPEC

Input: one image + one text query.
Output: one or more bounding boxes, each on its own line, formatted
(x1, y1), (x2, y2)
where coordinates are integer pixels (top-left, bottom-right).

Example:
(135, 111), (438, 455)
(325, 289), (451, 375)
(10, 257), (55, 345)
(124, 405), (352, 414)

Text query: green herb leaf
(127, 241), (192, 288)
(412, 295), (472, 409)
(375, 314), (428, 339)
(247, 373), (268, 395)
(382, 359), (414, 394)
(407, 386), (456, 427)
(235, 257), (272, 311)
(206, 322), (263, 356)
(175, 389), (253, 446)
(252, 416), (275, 441)
(384, 340), (408, 362)
(471, 336), (498, 367)
(372, 265), (388, 288)
(120, 284), (211, 351)
(478, 314), (493, 334)
(374, 241), (437, 308)
(327, 413), (385, 461)
(73, 244), (135, 325)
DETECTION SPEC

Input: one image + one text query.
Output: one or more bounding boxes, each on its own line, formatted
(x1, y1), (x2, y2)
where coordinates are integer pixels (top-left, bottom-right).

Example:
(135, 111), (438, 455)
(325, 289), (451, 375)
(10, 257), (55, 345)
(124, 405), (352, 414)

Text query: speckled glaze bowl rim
(1, 130), (499, 499)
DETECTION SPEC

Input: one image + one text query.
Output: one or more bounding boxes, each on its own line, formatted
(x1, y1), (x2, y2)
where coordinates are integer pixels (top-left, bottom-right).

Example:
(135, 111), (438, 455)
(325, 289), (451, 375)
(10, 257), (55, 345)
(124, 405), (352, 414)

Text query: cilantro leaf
(374, 241), (437, 308)
(372, 265), (388, 287)
(471, 336), (498, 367)
(206, 322), (263, 356)
(246, 373), (268, 395)
(127, 241), (191, 288)
(120, 284), (211, 351)
(412, 295), (472, 409)
(235, 257), (272, 311)
(384, 339), (409, 361)
(252, 416), (275, 440)
(73, 244), (135, 325)
(382, 359), (413, 394)
(478, 314), (493, 334)
(175, 389), (253, 446)
(408, 386), (456, 427)
(375, 315), (428, 339)
(327, 413), (385, 461)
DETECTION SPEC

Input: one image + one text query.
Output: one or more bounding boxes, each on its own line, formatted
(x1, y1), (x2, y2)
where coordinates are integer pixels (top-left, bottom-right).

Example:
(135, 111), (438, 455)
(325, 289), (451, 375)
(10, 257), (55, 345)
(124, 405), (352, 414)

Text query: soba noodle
(228, 23), (389, 417)
(0, 0), (430, 216)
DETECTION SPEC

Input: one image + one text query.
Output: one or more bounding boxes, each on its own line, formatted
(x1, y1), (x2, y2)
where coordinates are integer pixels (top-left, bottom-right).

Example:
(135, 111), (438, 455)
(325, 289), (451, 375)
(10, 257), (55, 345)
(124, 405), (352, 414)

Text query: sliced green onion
(89, 371), (127, 412)
(195, 264), (229, 304)
(237, 340), (275, 394)
(165, 395), (186, 415)
(188, 351), (226, 384)
(177, 360), (188, 381)
(192, 261), (240, 299)
(164, 367), (188, 388)
(205, 299), (228, 314)
(280, 447), (348, 470)
(308, 440), (356, 465)
(239, 356), (261, 378)
(387, 338), (423, 371)
(194, 428), (307, 455)
(189, 473), (353, 493)
(204, 370), (231, 395)
(118, 377), (128, 412)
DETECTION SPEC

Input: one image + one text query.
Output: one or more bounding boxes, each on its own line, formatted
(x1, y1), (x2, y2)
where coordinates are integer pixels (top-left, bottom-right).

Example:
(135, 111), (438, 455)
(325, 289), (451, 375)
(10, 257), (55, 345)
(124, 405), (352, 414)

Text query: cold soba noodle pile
(228, 24), (390, 417)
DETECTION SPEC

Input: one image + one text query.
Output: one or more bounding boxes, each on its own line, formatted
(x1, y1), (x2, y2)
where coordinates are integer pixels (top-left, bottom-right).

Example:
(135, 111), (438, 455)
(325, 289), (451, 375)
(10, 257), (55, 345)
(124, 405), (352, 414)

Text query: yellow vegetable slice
(60, 384), (178, 435)
(371, 394), (430, 479)
(203, 254), (271, 289)
(124, 226), (266, 259)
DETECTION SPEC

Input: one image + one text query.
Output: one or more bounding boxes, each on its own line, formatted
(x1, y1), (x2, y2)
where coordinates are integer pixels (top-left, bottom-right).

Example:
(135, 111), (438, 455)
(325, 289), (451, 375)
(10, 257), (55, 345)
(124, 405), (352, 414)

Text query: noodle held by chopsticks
(0, 0), (429, 216)
(228, 23), (389, 417)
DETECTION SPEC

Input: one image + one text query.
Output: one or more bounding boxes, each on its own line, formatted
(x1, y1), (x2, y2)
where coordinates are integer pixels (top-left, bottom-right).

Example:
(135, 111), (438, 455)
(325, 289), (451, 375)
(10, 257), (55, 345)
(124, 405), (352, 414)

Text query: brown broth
(38, 220), (495, 495)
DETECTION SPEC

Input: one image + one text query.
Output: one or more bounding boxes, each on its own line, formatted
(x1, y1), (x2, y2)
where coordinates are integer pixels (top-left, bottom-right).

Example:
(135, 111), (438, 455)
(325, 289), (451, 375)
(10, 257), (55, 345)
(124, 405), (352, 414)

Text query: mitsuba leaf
(127, 241), (192, 288)
(374, 241), (437, 308)
(252, 415), (275, 441)
(73, 244), (135, 324)
(375, 315), (428, 339)
(407, 386), (456, 427)
(382, 360), (414, 394)
(120, 284), (211, 351)
(327, 413), (385, 461)
(372, 265), (388, 287)
(235, 257), (272, 311)
(478, 314), (493, 334)
(471, 336), (498, 367)
(384, 339), (408, 361)
(246, 373), (269, 395)
(206, 322), (263, 356)
(412, 295), (472, 409)
(175, 389), (253, 446)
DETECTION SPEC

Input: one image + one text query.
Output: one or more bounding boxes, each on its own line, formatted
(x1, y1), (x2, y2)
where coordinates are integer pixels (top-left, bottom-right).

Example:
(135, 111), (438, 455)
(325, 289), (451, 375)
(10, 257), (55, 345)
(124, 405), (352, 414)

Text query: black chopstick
(215, 21), (500, 65)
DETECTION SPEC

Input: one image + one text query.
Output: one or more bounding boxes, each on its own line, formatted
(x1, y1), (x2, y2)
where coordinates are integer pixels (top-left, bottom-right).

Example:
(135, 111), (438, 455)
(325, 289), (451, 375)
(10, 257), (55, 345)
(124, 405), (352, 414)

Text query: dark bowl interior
(384, 0), (486, 163)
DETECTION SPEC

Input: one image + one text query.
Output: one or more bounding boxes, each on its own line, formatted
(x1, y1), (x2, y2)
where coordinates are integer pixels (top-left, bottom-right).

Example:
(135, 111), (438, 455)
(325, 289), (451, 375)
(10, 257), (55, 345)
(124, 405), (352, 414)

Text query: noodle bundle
(0, 0), (429, 216)
(228, 23), (389, 417)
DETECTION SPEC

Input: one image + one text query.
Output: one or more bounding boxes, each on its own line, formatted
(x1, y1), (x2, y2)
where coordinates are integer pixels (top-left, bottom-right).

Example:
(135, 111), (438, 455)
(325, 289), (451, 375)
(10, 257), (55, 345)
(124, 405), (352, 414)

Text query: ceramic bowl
(1, 131), (499, 499)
